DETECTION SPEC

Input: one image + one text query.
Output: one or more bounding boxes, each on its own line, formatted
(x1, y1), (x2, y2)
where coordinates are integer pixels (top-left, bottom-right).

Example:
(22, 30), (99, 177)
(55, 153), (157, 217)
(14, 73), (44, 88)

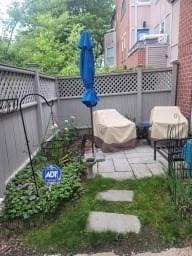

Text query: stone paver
(84, 143), (166, 180)
(97, 190), (134, 202)
(134, 247), (192, 256)
(113, 158), (132, 172)
(98, 159), (115, 173)
(105, 152), (125, 160)
(136, 145), (153, 153)
(87, 211), (141, 234)
(147, 163), (165, 176)
(131, 164), (152, 178)
(101, 171), (134, 180)
(75, 253), (118, 256)
(75, 247), (192, 256)
(127, 153), (155, 164)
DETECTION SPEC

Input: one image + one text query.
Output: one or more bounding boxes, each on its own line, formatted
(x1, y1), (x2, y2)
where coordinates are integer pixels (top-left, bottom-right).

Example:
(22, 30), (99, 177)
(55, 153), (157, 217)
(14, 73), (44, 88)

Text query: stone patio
(85, 141), (167, 180)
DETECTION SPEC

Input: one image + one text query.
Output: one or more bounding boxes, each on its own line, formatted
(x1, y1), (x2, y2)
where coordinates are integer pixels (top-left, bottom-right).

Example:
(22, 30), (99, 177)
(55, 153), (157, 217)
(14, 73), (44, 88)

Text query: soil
(0, 226), (191, 256)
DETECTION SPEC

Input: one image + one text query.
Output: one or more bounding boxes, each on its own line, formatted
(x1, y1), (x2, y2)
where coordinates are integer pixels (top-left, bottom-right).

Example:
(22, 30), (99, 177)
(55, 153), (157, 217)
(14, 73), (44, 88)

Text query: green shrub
(3, 161), (85, 220)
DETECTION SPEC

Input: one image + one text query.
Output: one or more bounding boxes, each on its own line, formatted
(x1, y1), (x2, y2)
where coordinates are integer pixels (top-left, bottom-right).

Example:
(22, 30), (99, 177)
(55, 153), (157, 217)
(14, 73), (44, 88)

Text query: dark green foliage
(3, 160), (85, 220)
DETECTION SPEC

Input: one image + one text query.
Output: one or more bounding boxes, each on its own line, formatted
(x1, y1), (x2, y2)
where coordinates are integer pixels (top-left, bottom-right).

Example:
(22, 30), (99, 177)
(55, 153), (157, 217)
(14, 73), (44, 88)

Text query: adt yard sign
(42, 164), (61, 185)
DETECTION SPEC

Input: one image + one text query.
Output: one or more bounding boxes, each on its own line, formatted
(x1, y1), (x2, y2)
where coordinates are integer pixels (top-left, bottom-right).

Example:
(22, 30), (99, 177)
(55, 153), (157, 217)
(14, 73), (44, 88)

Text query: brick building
(106, 0), (180, 69)
(176, 0), (192, 122)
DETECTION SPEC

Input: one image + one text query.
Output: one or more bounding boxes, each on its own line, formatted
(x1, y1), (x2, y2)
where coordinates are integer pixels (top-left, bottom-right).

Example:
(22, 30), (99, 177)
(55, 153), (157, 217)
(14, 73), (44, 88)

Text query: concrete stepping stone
(97, 190), (134, 202)
(131, 164), (152, 178)
(87, 211), (141, 234)
(100, 171), (134, 180)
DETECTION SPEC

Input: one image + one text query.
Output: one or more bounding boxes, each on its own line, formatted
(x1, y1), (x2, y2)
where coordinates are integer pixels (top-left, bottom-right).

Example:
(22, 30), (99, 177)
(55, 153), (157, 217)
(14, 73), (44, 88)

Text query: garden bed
(3, 177), (190, 256)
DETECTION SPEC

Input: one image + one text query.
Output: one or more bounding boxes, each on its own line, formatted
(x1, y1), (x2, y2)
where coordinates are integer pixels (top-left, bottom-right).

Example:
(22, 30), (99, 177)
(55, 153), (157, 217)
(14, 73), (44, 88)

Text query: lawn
(24, 176), (192, 255)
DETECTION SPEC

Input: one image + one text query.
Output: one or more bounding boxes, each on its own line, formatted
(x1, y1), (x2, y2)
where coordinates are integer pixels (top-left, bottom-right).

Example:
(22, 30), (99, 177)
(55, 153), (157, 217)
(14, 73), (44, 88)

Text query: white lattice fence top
(0, 70), (35, 105)
(39, 76), (56, 100)
(58, 72), (138, 97)
(142, 70), (172, 91)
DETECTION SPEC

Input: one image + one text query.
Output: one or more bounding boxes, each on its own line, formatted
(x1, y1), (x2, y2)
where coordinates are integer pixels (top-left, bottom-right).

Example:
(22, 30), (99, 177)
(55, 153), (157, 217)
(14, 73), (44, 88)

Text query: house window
(137, 28), (149, 41)
(121, 0), (127, 17)
(160, 22), (165, 34)
(107, 48), (114, 58)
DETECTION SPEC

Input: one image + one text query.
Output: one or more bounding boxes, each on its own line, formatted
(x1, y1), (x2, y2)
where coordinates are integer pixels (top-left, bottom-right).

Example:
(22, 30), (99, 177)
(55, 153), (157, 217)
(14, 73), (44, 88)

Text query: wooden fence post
(136, 65), (143, 125)
(29, 64), (44, 144)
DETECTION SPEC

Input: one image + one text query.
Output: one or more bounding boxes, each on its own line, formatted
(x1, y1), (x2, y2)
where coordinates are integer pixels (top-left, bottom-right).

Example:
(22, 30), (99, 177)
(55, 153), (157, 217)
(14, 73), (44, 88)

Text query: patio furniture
(149, 106), (189, 142)
(153, 137), (191, 162)
(136, 122), (151, 141)
(93, 109), (137, 152)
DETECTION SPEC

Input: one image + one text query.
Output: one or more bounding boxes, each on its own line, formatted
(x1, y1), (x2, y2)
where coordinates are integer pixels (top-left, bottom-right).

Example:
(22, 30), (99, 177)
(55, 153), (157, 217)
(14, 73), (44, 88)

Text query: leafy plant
(3, 161), (85, 220)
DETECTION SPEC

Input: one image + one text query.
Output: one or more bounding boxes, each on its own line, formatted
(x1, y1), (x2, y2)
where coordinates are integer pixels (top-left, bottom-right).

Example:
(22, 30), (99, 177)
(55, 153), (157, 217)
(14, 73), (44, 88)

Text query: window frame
(136, 0), (151, 5)
(137, 28), (150, 41)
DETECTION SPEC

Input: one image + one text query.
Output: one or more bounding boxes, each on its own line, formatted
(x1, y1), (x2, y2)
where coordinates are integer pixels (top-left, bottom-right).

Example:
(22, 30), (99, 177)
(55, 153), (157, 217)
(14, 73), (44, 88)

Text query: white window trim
(136, 0), (151, 5)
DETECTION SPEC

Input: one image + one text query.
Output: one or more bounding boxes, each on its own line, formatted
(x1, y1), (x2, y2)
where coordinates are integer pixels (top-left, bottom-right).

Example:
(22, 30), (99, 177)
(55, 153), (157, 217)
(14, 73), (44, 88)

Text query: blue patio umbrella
(78, 30), (99, 154)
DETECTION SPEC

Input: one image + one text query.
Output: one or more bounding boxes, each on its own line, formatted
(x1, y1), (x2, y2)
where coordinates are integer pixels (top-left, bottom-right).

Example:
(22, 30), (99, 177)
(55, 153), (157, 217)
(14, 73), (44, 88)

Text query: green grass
(25, 176), (192, 254)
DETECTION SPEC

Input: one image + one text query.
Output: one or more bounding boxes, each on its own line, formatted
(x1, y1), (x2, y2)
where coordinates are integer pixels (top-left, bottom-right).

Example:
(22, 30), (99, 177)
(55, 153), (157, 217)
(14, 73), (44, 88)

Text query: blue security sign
(42, 164), (61, 185)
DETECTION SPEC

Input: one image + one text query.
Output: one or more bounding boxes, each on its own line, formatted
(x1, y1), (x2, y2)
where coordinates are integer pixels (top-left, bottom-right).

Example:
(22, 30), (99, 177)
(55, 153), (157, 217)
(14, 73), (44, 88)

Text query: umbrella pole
(90, 106), (95, 155)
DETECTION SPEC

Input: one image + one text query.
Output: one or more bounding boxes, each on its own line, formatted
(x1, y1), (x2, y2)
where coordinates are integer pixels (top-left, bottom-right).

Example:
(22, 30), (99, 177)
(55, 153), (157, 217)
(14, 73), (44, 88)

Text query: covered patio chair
(149, 106), (189, 164)
(93, 109), (137, 152)
(149, 106), (188, 141)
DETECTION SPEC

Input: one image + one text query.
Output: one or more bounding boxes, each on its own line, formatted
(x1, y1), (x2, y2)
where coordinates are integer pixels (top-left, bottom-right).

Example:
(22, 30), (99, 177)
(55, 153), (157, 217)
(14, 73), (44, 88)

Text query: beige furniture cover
(150, 106), (188, 140)
(93, 109), (137, 152)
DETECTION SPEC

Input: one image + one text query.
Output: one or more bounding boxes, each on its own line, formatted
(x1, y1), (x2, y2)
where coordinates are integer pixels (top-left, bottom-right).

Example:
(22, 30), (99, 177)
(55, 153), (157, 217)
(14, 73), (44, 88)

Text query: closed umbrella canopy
(78, 30), (99, 107)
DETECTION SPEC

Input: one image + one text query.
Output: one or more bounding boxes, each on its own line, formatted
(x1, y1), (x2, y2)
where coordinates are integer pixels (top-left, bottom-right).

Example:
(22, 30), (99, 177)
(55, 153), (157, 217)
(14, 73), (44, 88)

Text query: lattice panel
(39, 77), (56, 100)
(58, 77), (83, 97)
(142, 70), (172, 91)
(0, 70), (35, 105)
(58, 73), (138, 97)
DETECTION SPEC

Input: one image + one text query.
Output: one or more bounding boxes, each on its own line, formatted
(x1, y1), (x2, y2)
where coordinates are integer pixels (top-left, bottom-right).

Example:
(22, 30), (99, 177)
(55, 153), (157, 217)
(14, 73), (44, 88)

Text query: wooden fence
(0, 63), (177, 196)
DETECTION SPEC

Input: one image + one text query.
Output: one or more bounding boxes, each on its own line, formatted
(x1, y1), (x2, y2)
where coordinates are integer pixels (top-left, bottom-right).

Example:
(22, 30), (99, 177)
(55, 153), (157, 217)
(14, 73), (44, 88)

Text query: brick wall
(127, 48), (146, 68)
(177, 0), (192, 119)
(115, 0), (130, 66)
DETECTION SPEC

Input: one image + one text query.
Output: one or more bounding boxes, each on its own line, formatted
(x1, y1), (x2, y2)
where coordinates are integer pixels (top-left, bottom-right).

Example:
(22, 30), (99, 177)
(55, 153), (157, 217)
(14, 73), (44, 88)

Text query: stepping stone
(101, 171), (134, 180)
(87, 211), (141, 234)
(147, 163), (165, 176)
(97, 190), (134, 202)
(113, 159), (132, 172)
(75, 253), (118, 256)
(131, 164), (152, 178)
(98, 159), (115, 173)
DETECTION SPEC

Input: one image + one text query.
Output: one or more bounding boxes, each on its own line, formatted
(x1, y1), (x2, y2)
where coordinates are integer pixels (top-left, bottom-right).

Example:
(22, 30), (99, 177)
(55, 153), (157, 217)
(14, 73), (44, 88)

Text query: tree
(1, 0), (114, 75)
